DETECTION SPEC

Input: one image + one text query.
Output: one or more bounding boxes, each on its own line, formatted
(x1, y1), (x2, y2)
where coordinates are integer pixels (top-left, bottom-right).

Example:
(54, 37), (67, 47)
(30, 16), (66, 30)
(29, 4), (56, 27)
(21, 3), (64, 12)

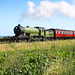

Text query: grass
(0, 39), (75, 51)
(0, 39), (75, 75)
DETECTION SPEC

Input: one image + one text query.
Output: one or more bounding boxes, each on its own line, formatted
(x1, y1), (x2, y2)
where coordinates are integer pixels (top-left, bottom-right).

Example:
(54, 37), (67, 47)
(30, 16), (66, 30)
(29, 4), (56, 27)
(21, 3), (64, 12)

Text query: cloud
(27, 0), (75, 20)
(28, 1), (35, 14)
(73, 0), (75, 3)
(59, 1), (75, 18)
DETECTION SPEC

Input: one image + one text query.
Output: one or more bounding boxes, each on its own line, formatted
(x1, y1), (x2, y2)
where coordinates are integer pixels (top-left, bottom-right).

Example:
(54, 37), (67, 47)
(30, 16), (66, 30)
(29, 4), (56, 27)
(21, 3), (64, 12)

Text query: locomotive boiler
(14, 24), (39, 36)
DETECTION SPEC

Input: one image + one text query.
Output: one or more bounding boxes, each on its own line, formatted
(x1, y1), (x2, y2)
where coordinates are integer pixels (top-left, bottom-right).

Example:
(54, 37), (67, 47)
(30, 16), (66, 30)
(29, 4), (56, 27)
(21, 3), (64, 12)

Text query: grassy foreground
(0, 40), (75, 75)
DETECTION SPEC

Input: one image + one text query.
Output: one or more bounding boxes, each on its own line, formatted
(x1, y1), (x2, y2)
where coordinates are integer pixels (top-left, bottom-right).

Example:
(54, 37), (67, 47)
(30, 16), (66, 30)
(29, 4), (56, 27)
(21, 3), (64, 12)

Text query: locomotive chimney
(18, 24), (21, 26)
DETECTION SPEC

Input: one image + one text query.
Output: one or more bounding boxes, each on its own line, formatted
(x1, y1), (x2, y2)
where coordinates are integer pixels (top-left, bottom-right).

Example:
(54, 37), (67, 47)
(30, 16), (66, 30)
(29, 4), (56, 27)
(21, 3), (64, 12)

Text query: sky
(0, 0), (75, 36)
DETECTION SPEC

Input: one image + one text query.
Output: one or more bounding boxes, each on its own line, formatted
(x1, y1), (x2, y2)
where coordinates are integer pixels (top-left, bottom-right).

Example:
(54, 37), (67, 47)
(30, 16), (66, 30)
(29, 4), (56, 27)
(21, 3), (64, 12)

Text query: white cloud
(35, 1), (59, 18)
(73, 0), (75, 3)
(59, 1), (75, 18)
(27, 0), (75, 19)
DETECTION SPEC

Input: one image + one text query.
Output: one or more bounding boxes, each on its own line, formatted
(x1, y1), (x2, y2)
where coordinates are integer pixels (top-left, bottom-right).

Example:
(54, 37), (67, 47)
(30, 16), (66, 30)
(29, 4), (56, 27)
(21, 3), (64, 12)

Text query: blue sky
(0, 0), (75, 36)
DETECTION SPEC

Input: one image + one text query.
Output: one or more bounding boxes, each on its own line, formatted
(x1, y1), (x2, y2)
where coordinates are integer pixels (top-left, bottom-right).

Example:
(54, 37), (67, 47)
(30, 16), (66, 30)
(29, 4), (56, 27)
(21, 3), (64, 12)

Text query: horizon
(0, 0), (75, 36)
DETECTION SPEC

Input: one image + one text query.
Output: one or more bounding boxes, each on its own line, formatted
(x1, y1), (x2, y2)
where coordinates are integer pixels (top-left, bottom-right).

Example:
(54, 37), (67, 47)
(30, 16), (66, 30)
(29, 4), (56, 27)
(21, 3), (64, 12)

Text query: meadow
(0, 40), (75, 75)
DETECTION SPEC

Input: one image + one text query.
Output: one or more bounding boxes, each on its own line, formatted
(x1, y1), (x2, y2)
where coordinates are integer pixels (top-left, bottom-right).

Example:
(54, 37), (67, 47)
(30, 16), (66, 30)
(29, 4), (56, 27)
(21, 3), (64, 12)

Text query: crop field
(0, 40), (75, 75)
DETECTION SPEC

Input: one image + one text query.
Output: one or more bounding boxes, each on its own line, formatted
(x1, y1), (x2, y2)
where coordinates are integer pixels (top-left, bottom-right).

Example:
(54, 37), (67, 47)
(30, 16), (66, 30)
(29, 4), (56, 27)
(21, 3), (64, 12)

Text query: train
(11, 24), (75, 42)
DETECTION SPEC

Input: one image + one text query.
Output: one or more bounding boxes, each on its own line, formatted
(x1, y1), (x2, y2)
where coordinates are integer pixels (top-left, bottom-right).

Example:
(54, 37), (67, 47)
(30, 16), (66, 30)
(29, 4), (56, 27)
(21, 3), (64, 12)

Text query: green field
(0, 40), (75, 75)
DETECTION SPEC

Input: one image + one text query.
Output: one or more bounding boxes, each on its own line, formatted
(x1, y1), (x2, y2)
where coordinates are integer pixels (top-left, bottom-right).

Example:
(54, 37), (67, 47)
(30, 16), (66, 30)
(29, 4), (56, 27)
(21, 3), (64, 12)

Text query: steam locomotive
(11, 24), (45, 41)
(11, 24), (75, 42)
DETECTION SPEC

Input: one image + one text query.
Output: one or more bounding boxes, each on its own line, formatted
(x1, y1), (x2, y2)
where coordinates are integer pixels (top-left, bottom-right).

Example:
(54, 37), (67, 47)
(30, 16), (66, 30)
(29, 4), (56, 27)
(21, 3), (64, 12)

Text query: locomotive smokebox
(14, 24), (25, 36)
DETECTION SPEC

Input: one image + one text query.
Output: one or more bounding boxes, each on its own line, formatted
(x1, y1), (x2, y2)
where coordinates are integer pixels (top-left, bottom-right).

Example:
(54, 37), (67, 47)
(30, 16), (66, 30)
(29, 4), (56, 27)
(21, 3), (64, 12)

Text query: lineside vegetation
(0, 40), (75, 75)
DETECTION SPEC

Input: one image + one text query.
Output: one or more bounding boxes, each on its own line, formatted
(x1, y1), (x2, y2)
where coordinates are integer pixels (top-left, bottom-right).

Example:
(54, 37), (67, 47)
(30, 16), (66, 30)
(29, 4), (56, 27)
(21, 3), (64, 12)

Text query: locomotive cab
(34, 27), (45, 36)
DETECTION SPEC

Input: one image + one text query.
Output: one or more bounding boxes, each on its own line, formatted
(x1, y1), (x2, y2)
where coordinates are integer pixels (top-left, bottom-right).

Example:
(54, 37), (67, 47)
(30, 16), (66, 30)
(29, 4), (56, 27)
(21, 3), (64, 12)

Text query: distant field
(0, 40), (75, 75)
(0, 39), (75, 51)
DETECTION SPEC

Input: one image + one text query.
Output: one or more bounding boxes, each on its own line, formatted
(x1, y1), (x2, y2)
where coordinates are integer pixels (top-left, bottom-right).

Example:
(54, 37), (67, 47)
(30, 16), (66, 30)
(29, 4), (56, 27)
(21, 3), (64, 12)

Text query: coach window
(63, 32), (65, 34)
(60, 32), (62, 34)
(67, 32), (68, 34)
(57, 31), (59, 34)
(71, 32), (73, 34)
(65, 32), (66, 34)
(46, 30), (54, 37)
(42, 29), (44, 32)
(49, 30), (54, 37)
(64, 32), (65, 34)
(71, 32), (72, 34)
(66, 32), (67, 34)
